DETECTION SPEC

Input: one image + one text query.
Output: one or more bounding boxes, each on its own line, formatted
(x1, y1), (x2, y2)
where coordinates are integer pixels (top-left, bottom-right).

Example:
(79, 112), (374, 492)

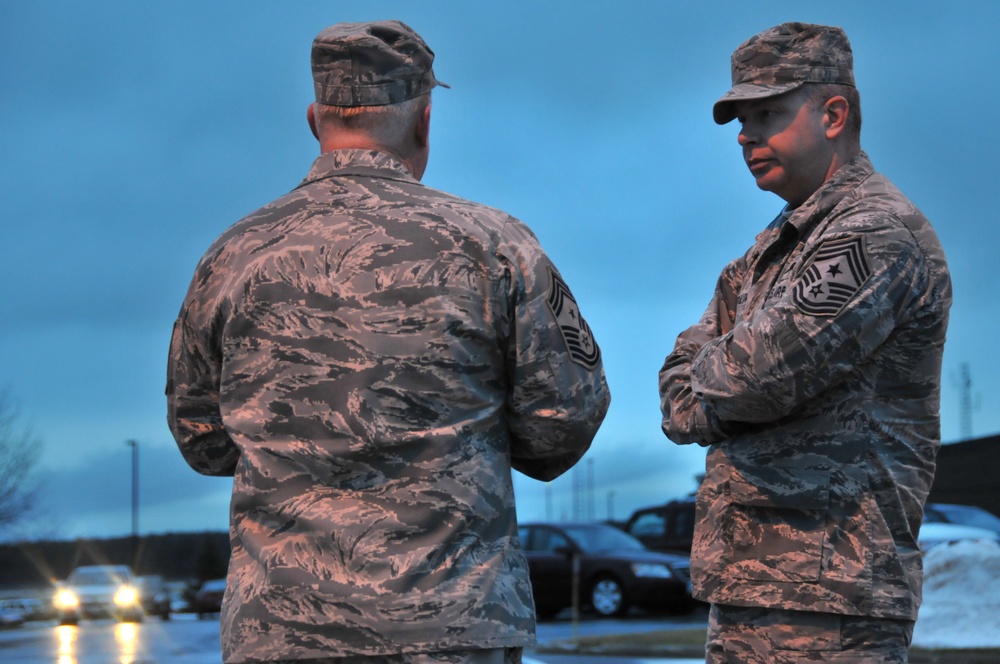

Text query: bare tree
(0, 390), (42, 531)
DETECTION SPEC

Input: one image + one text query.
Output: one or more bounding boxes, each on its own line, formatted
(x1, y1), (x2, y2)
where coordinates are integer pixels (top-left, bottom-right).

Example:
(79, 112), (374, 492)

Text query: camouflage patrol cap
(311, 20), (449, 107)
(713, 22), (855, 124)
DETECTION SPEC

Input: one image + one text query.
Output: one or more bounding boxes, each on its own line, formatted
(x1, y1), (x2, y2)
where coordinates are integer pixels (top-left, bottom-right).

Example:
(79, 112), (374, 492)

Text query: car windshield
(137, 577), (163, 590)
(562, 524), (646, 552)
(69, 569), (128, 585)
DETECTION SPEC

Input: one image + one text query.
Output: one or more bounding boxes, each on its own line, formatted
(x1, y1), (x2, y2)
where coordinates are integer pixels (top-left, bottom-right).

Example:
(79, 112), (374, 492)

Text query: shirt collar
(296, 148), (420, 190)
(781, 151), (875, 236)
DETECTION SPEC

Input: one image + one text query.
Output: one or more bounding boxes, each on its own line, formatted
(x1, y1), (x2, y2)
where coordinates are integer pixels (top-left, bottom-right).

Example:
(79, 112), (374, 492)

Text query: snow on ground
(912, 538), (1000, 648)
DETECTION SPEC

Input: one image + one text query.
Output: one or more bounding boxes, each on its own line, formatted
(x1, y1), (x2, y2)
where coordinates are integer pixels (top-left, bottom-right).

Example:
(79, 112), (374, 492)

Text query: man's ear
(823, 96), (849, 139)
(415, 103), (431, 148)
(307, 103), (319, 141)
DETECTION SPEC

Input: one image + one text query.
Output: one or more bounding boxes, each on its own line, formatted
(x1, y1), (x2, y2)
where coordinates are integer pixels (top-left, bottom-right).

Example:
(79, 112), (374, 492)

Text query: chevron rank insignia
(547, 268), (600, 369)
(791, 236), (872, 316)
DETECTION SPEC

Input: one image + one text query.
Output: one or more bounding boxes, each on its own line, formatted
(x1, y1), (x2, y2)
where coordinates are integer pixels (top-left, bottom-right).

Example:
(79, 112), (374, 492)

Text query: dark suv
(623, 496), (696, 554)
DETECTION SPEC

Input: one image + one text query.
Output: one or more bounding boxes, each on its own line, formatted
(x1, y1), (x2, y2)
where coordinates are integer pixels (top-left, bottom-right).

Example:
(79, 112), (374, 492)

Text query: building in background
(928, 434), (1000, 517)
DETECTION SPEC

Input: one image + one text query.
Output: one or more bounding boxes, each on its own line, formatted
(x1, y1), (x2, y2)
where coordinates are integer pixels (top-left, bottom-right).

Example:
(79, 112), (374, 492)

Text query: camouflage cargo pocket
(724, 468), (830, 583)
(818, 466), (872, 585)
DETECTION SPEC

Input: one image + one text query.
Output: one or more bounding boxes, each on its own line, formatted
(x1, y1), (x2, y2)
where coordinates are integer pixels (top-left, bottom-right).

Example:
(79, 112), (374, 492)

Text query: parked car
(923, 503), (1000, 536)
(53, 565), (144, 625)
(194, 578), (226, 618)
(518, 522), (694, 619)
(0, 599), (28, 628)
(136, 575), (171, 620)
(918, 522), (1000, 550)
(622, 496), (696, 554)
(918, 503), (1000, 550)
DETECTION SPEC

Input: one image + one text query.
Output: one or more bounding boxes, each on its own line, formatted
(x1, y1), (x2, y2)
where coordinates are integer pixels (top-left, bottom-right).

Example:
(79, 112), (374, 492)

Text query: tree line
(0, 531), (230, 589)
(0, 392), (231, 590)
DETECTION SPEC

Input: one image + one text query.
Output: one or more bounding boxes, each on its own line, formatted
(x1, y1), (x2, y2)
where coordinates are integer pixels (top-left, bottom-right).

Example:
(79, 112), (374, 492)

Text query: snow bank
(911, 538), (1000, 648)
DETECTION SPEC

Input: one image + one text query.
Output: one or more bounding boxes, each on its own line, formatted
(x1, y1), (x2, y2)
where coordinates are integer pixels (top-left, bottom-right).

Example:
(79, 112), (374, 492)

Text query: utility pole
(126, 439), (138, 569)
(572, 466), (583, 521)
(959, 363), (973, 440)
(545, 484), (553, 521)
(587, 458), (594, 521)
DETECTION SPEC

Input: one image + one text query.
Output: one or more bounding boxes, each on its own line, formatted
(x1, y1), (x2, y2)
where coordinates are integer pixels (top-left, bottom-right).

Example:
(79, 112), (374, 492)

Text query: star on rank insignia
(546, 267), (600, 369)
(791, 236), (872, 316)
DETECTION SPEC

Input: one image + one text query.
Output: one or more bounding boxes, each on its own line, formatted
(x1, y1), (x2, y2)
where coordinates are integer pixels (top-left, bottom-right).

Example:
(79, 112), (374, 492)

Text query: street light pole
(125, 439), (138, 569)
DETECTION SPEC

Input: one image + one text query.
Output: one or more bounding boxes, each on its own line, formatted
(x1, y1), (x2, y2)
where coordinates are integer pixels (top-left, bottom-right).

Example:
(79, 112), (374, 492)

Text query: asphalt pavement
(0, 609), (710, 663)
(528, 606), (709, 662)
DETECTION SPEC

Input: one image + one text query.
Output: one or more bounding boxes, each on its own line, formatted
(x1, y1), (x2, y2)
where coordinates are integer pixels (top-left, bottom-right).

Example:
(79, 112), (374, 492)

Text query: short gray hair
(312, 94), (429, 147)
(803, 83), (862, 141)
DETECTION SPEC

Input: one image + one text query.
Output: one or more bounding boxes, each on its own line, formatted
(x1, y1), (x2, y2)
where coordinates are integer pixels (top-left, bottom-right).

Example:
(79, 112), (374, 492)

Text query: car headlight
(54, 589), (79, 610)
(631, 563), (674, 579)
(114, 586), (139, 607)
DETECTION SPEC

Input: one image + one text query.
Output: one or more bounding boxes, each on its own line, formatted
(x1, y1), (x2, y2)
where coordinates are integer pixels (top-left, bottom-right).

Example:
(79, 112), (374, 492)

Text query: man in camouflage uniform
(658, 23), (951, 663)
(166, 20), (610, 664)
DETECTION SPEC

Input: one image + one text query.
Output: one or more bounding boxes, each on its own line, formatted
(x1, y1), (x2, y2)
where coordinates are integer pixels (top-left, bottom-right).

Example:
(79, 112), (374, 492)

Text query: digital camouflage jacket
(167, 149), (610, 661)
(659, 153), (951, 620)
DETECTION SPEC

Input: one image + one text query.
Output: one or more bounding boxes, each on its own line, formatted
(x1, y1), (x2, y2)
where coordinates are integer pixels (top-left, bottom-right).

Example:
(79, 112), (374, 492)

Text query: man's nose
(737, 125), (756, 147)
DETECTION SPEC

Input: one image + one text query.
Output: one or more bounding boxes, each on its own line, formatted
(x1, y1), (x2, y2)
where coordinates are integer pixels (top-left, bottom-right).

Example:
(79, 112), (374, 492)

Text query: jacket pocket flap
(727, 468), (830, 509)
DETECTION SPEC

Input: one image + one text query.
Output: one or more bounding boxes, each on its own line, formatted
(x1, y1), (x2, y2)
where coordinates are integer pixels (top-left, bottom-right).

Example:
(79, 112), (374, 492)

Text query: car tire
(589, 575), (627, 617)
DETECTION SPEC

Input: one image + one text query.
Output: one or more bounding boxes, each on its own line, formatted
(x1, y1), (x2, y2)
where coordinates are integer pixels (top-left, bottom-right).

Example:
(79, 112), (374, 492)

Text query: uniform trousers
(706, 604), (913, 663)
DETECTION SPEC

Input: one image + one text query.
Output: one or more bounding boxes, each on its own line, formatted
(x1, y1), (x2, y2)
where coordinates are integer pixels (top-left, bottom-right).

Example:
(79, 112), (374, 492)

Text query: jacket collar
(296, 148), (419, 190)
(782, 151), (874, 238)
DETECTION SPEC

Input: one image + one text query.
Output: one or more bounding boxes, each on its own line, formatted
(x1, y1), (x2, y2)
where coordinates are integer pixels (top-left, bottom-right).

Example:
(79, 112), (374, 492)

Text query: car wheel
(589, 575), (627, 617)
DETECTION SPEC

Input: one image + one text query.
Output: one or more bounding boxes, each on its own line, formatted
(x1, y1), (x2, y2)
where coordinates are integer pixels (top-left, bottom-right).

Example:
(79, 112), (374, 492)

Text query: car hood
(68, 583), (126, 597)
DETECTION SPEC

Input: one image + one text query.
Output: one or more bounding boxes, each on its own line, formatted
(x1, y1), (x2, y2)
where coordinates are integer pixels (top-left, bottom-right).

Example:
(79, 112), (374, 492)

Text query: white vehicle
(0, 599), (28, 628)
(918, 522), (1000, 551)
(53, 565), (144, 625)
(923, 503), (1000, 536)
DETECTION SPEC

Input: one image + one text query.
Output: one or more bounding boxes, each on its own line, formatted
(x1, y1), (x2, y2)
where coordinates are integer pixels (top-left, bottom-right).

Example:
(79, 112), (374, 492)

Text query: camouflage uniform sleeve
(659, 258), (743, 445)
(165, 307), (241, 476)
(691, 221), (928, 424)
(497, 217), (610, 482)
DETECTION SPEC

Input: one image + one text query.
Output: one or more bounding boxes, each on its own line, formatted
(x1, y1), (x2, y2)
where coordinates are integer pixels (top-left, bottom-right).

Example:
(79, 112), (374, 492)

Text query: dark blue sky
(2, 1), (997, 540)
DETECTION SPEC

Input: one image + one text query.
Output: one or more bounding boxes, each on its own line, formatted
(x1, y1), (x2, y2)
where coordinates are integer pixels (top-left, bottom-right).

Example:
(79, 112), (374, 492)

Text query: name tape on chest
(791, 236), (872, 316)
(546, 268), (600, 369)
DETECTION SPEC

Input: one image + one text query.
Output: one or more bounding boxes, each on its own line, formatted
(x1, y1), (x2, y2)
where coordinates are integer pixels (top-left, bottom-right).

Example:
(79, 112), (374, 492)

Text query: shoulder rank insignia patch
(791, 236), (872, 316)
(547, 267), (600, 369)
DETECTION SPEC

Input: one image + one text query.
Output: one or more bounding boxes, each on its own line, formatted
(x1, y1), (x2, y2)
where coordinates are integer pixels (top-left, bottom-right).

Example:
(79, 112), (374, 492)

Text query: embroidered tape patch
(546, 268), (600, 369)
(791, 236), (872, 316)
